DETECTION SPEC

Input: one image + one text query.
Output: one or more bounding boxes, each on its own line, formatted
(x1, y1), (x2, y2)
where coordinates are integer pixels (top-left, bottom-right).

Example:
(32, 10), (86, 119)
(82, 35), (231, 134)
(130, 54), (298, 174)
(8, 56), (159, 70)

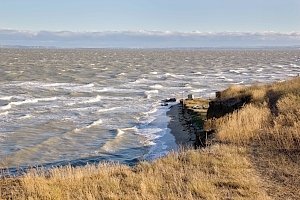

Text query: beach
(167, 103), (196, 147)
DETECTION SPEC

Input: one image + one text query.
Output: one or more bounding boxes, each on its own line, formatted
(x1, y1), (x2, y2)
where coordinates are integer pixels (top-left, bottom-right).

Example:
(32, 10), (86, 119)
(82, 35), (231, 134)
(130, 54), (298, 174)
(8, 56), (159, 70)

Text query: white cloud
(1, 29), (300, 48)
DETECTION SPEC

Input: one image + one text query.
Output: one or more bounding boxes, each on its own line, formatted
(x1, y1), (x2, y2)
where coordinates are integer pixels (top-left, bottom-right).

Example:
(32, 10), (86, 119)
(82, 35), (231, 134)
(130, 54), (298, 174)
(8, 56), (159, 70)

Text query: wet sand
(167, 103), (195, 147)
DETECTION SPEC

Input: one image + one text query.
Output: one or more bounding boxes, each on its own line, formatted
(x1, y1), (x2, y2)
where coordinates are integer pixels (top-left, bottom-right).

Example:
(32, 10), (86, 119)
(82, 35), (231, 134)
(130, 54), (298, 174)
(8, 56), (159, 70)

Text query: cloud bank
(1, 29), (300, 48)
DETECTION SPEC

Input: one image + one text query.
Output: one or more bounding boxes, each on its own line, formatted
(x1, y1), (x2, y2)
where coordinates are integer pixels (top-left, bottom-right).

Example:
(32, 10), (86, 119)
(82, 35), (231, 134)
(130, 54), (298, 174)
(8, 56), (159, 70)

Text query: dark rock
(162, 98), (176, 103)
(161, 103), (168, 106)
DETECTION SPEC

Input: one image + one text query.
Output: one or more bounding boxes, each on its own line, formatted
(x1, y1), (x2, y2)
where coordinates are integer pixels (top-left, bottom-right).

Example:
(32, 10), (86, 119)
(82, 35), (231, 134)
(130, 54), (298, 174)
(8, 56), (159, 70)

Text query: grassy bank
(1, 77), (299, 200)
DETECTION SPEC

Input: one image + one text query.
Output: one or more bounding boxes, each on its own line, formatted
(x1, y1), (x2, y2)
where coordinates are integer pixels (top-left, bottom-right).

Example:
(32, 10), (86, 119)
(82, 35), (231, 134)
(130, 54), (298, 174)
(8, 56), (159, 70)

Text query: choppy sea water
(0, 48), (300, 169)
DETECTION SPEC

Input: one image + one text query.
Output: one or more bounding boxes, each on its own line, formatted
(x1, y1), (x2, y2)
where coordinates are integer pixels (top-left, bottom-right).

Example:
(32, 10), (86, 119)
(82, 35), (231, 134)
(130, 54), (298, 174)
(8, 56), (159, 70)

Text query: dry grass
(210, 77), (300, 149)
(213, 104), (270, 145)
(251, 148), (300, 199)
(218, 77), (300, 104)
(1, 145), (270, 200)
(262, 93), (300, 150)
(207, 77), (300, 199)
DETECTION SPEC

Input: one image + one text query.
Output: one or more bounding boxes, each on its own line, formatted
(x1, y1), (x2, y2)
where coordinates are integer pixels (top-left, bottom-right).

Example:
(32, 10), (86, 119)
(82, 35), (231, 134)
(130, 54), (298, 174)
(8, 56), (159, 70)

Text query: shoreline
(166, 103), (196, 147)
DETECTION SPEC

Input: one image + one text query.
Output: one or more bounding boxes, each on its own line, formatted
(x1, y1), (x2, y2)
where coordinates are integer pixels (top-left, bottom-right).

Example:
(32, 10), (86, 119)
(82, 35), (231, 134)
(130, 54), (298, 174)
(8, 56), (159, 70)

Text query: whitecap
(229, 69), (241, 74)
(191, 88), (207, 93)
(83, 95), (102, 104)
(132, 78), (149, 84)
(86, 119), (103, 129)
(116, 129), (125, 137)
(193, 72), (202, 75)
(43, 83), (72, 87)
(0, 111), (9, 116)
(0, 133), (6, 142)
(0, 96), (13, 101)
(145, 90), (159, 94)
(149, 84), (164, 89)
(0, 104), (12, 110)
(144, 90), (159, 99)
(164, 73), (185, 79)
(0, 96), (57, 110)
(101, 127), (137, 152)
(74, 119), (103, 132)
(19, 114), (32, 119)
(143, 107), (158, 115)
(226, 78), (234, 82)
(97, 107), (120, 113)
(145, 141), (156, 146)
(290, 64), (300, 68)
(136, 128), (162, 138)
(118, 72), (126, 76)
(273, 64), (284, 68)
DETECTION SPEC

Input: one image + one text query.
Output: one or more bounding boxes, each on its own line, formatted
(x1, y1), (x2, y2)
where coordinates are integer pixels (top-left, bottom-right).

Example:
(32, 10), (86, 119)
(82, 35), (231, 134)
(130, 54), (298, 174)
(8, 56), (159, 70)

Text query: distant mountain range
(1, 29), (300, 48)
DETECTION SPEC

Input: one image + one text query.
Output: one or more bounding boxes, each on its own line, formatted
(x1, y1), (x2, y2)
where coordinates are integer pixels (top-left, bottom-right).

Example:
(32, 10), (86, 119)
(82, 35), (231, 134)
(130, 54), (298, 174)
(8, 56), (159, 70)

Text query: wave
(226, 78), (234, 82)
(97, 107), (120, 113)
(0, 96), (13, 100)
(143, 107), (158, 116)
(42, 83), (73, 87)
(86, 119), (103, 129)
(149, 84), (164, 89)
(97, 87), (141, 94)
(83, 95), (102, 104)
(0, 111), (9, 116)
(191, 88), (207, 93)
(66, 95), (104, 106)
(100, 126), (158, 153)
(0, 97), (57, 110)
(290, 64), (300, 68)
(0, 134), (6, 142)
(193, 72), (202, 75)
(164, 73), (185, 79)
(229, 69), (241, 74)
(131, 78), (157, 84)
(144, 90), (159, 99)
(74, 119), (103, 132)
(101, 127), (138, 152)
(19, 114), (32, 119)
(79, 83), (95, 88)
(136, 128), (162, 139)
(117, 72), (126, 76)
(8, 82), (96, 92)
(135, 127), (163, 146)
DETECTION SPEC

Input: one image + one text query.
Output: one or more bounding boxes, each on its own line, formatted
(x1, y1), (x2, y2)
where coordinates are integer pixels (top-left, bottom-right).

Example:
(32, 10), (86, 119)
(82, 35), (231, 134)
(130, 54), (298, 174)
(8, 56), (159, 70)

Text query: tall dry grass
(211, 77), (300, 149)
(1, 145), (270, 200)
(263, 93), (300, 150)
(219, 77), (300, 104)
(213, 104), (270, 145)
(206, 77), (300, 198)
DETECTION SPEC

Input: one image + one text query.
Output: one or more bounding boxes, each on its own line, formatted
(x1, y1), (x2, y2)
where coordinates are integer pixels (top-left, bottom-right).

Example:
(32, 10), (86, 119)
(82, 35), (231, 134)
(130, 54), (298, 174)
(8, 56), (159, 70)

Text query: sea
(0, 48), (299, 171)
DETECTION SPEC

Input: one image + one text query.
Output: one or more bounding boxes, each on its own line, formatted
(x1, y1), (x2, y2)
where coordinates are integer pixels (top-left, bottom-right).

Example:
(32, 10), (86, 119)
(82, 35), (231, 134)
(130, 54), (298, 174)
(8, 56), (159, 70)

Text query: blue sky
(1, 0), (300, 32)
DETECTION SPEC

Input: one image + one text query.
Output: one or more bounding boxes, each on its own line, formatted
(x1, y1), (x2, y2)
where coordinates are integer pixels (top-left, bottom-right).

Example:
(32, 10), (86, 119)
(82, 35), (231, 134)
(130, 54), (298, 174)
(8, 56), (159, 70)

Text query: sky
(1, 0), (300, 47)
(1, 0), (300, 32)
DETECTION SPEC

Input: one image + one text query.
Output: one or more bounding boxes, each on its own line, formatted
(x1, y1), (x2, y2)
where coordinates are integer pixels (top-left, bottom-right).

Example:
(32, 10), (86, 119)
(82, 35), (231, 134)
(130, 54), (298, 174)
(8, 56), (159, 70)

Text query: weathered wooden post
(188, 94), (194, 100)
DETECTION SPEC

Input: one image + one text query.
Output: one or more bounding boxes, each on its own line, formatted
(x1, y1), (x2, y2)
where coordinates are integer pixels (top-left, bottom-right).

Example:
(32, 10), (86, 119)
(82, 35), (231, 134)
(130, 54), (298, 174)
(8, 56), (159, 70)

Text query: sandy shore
(167, 103), (195, 147)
